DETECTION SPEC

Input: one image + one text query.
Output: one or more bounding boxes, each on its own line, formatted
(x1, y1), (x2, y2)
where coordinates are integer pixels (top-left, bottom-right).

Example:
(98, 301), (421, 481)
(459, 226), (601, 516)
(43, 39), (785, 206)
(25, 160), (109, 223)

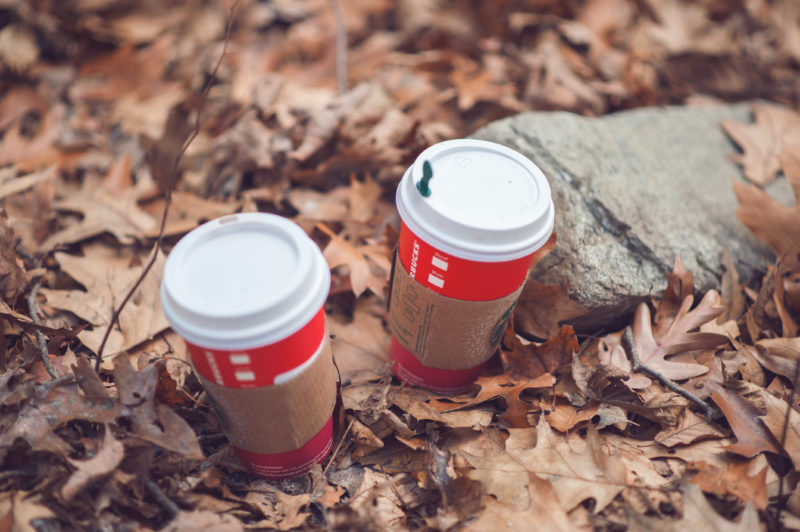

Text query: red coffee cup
(390, 139), (554, 393)
(161, 213), (336, 479)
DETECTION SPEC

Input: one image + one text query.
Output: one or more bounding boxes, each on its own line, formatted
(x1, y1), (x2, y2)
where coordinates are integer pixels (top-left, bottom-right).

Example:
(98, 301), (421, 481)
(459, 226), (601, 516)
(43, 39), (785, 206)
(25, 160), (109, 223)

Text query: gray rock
(472, 103), (793, 332)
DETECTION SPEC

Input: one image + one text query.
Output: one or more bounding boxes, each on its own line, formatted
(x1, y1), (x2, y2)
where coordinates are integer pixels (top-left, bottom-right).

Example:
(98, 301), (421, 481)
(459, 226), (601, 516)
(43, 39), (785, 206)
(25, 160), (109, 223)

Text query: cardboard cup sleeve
(388, 254), (523, 371)
(197, 337), (337, 455)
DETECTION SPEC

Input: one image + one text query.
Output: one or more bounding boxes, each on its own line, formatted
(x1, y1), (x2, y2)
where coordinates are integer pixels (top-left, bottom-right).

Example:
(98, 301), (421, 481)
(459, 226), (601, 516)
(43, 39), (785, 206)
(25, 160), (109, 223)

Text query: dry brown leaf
(654, 256), (694, 335)
(11, 492), (55, 532)
(707, 381), (780, 457)
(689, 458), (768, 510)
(504, 417), (630, 513)
(734, 144), (800, 271)
(515, 281), (588, 340)
(0, 108), (82, 172)
(41, 161), (157, 250)
(349, 174), (382, 223)
(163, 510), (243, 532)
(328, 305), (390, 385)
(628, 481), (760, 532)
(113, 356), (203, 459)
(759, 390), (800, 470)
(439, 373), (554, 429)
(0, 214), (28, 305)
(318, 223), (391, 298)
(654, 409), (726, 447)
(0, 382), (121, 460)
(501, 325), (579, 379)
(722, 103), (800, 185)
(632, 290), (728, 381)
(40, 244), (169, 357)
(61, 424), (125, 501)
(544, 399), (599, 433)
(142, 192), (241, 238)
(720, 248), (746, 323)
(464, 472), (572, 532)
(288, 187), (350, 222)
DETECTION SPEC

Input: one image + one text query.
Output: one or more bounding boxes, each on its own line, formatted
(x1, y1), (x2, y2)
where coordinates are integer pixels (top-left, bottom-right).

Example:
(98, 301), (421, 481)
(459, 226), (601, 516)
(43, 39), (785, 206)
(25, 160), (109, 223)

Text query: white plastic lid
(160, 213), (330, 350)
(396, 139), (554, 262)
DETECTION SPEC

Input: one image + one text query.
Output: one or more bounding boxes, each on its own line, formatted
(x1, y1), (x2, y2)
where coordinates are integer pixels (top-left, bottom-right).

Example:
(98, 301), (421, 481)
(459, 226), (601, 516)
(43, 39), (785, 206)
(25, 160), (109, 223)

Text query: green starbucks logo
(489, 301), (516, 347)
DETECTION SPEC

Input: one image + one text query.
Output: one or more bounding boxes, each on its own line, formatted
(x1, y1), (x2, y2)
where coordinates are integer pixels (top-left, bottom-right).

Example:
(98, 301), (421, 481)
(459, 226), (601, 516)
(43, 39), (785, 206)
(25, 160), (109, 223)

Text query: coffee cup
(389, 139), (554, 393)
(161, 213), (335, 479)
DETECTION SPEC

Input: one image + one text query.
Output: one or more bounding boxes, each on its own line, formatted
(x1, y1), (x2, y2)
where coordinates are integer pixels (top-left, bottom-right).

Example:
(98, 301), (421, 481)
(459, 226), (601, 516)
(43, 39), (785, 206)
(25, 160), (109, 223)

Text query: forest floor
(1, 0), (800, 530)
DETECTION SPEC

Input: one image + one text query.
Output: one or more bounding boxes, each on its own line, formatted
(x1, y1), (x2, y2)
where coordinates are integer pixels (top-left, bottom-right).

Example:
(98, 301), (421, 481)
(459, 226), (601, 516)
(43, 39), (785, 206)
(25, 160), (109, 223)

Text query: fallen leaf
(464, 472), (572, 531)
(318, 223), (391, 298)
(506, 416), (630, 512)
(328, 305), (390, 385)
(61, 424), (125, 501)
(0, 382), (121, 460)
(759, 390), (800, 470)
(544, 398), (599, 432)
(349, 174), (382, 223)
(707, 381), (780, 457)
(41, 159), (157, 250)
(501, 325), (579, 379)
(689, 458), (768, 510)
(722, 103), (800, 185)
(40, 244), (169, 357)
(11, 492), (55, 532)
(654, 409), (726, 447)
(163, 510), (243, 532)
(0, 214), (28, 305)
(632, 290), (728, 381)
(113, 356), (203, 459)
(734, 144), (800, 271)
(628, 481), (760, 531)
(515, 281), (588, 340)
(439, 373), (554, 429)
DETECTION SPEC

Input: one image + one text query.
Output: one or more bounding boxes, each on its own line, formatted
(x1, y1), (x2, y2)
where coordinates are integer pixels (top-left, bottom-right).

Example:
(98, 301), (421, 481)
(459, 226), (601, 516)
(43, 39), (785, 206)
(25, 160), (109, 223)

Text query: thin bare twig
(146, 479), (181, 518)
(776, 357), (800, 531)
(621, 326), (715, 421)
(94, 2), (239, 371)
(328, 0), (347, 94)
(27, 278), (57, 379)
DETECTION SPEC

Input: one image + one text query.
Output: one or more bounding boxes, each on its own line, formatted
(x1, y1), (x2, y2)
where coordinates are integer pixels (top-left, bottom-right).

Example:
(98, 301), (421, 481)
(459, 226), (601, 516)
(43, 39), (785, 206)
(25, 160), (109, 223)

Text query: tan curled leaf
(654, 409), (726, 447)
(633, 290), (728, 381)
(759, 390), (800, 470)
(734, 144), (800, 271)
(61, 425), (124, 501)
(318, 223), (391, 298)
(722, 103), (800, 185)
(708, 381), (780, 457)
(515, 281), (588, 340)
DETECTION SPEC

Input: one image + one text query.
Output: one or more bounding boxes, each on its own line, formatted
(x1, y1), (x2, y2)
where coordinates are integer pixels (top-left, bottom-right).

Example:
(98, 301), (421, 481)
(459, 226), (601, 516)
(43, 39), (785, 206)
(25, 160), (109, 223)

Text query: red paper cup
(161, 213), (335, 479)
(391, 139), (554, 393)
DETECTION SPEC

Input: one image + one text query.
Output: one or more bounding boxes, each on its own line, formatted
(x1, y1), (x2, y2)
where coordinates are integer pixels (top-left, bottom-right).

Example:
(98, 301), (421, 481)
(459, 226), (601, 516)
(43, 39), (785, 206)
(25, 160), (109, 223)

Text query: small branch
(94, 1), (239, 371)
(621, 327), (715, 421)
(27, 278), (57, 379)
(328, 0), (347, 94)
(146, 479), (181, 518)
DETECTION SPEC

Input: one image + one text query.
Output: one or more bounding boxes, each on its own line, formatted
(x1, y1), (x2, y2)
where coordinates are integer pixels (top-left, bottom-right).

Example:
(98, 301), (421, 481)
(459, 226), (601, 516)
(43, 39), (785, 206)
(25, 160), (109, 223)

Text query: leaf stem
(27, 277), (57, 379)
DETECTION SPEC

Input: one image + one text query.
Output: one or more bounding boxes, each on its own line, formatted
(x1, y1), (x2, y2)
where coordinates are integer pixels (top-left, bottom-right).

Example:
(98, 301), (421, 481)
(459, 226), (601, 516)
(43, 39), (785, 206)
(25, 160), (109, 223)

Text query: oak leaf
(734, 144), (800, 270)
(506, 416), (629, 512)
(318, 223), (391, 298)
(632, 290), (728, 381)
(707, 381), (780, 457)
(501, 325), (579, 379)
(689, 458), (768, 510)
(722, 103), (800, 185)
(758, 390), (800, 470)
(463, 473), (572, 532)
(328, 305), (390, 385)
(41, 157), (157, 250)
(515, 281), (588, 340)
(61, 424), (125, 501)
(40, 244), (169, 357)
(654, 409), (726, 447)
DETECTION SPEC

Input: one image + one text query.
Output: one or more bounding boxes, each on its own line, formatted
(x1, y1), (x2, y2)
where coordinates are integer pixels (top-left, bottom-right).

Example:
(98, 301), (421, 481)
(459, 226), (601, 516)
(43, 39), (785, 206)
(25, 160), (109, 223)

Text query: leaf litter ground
(1, 0), (800, 530)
